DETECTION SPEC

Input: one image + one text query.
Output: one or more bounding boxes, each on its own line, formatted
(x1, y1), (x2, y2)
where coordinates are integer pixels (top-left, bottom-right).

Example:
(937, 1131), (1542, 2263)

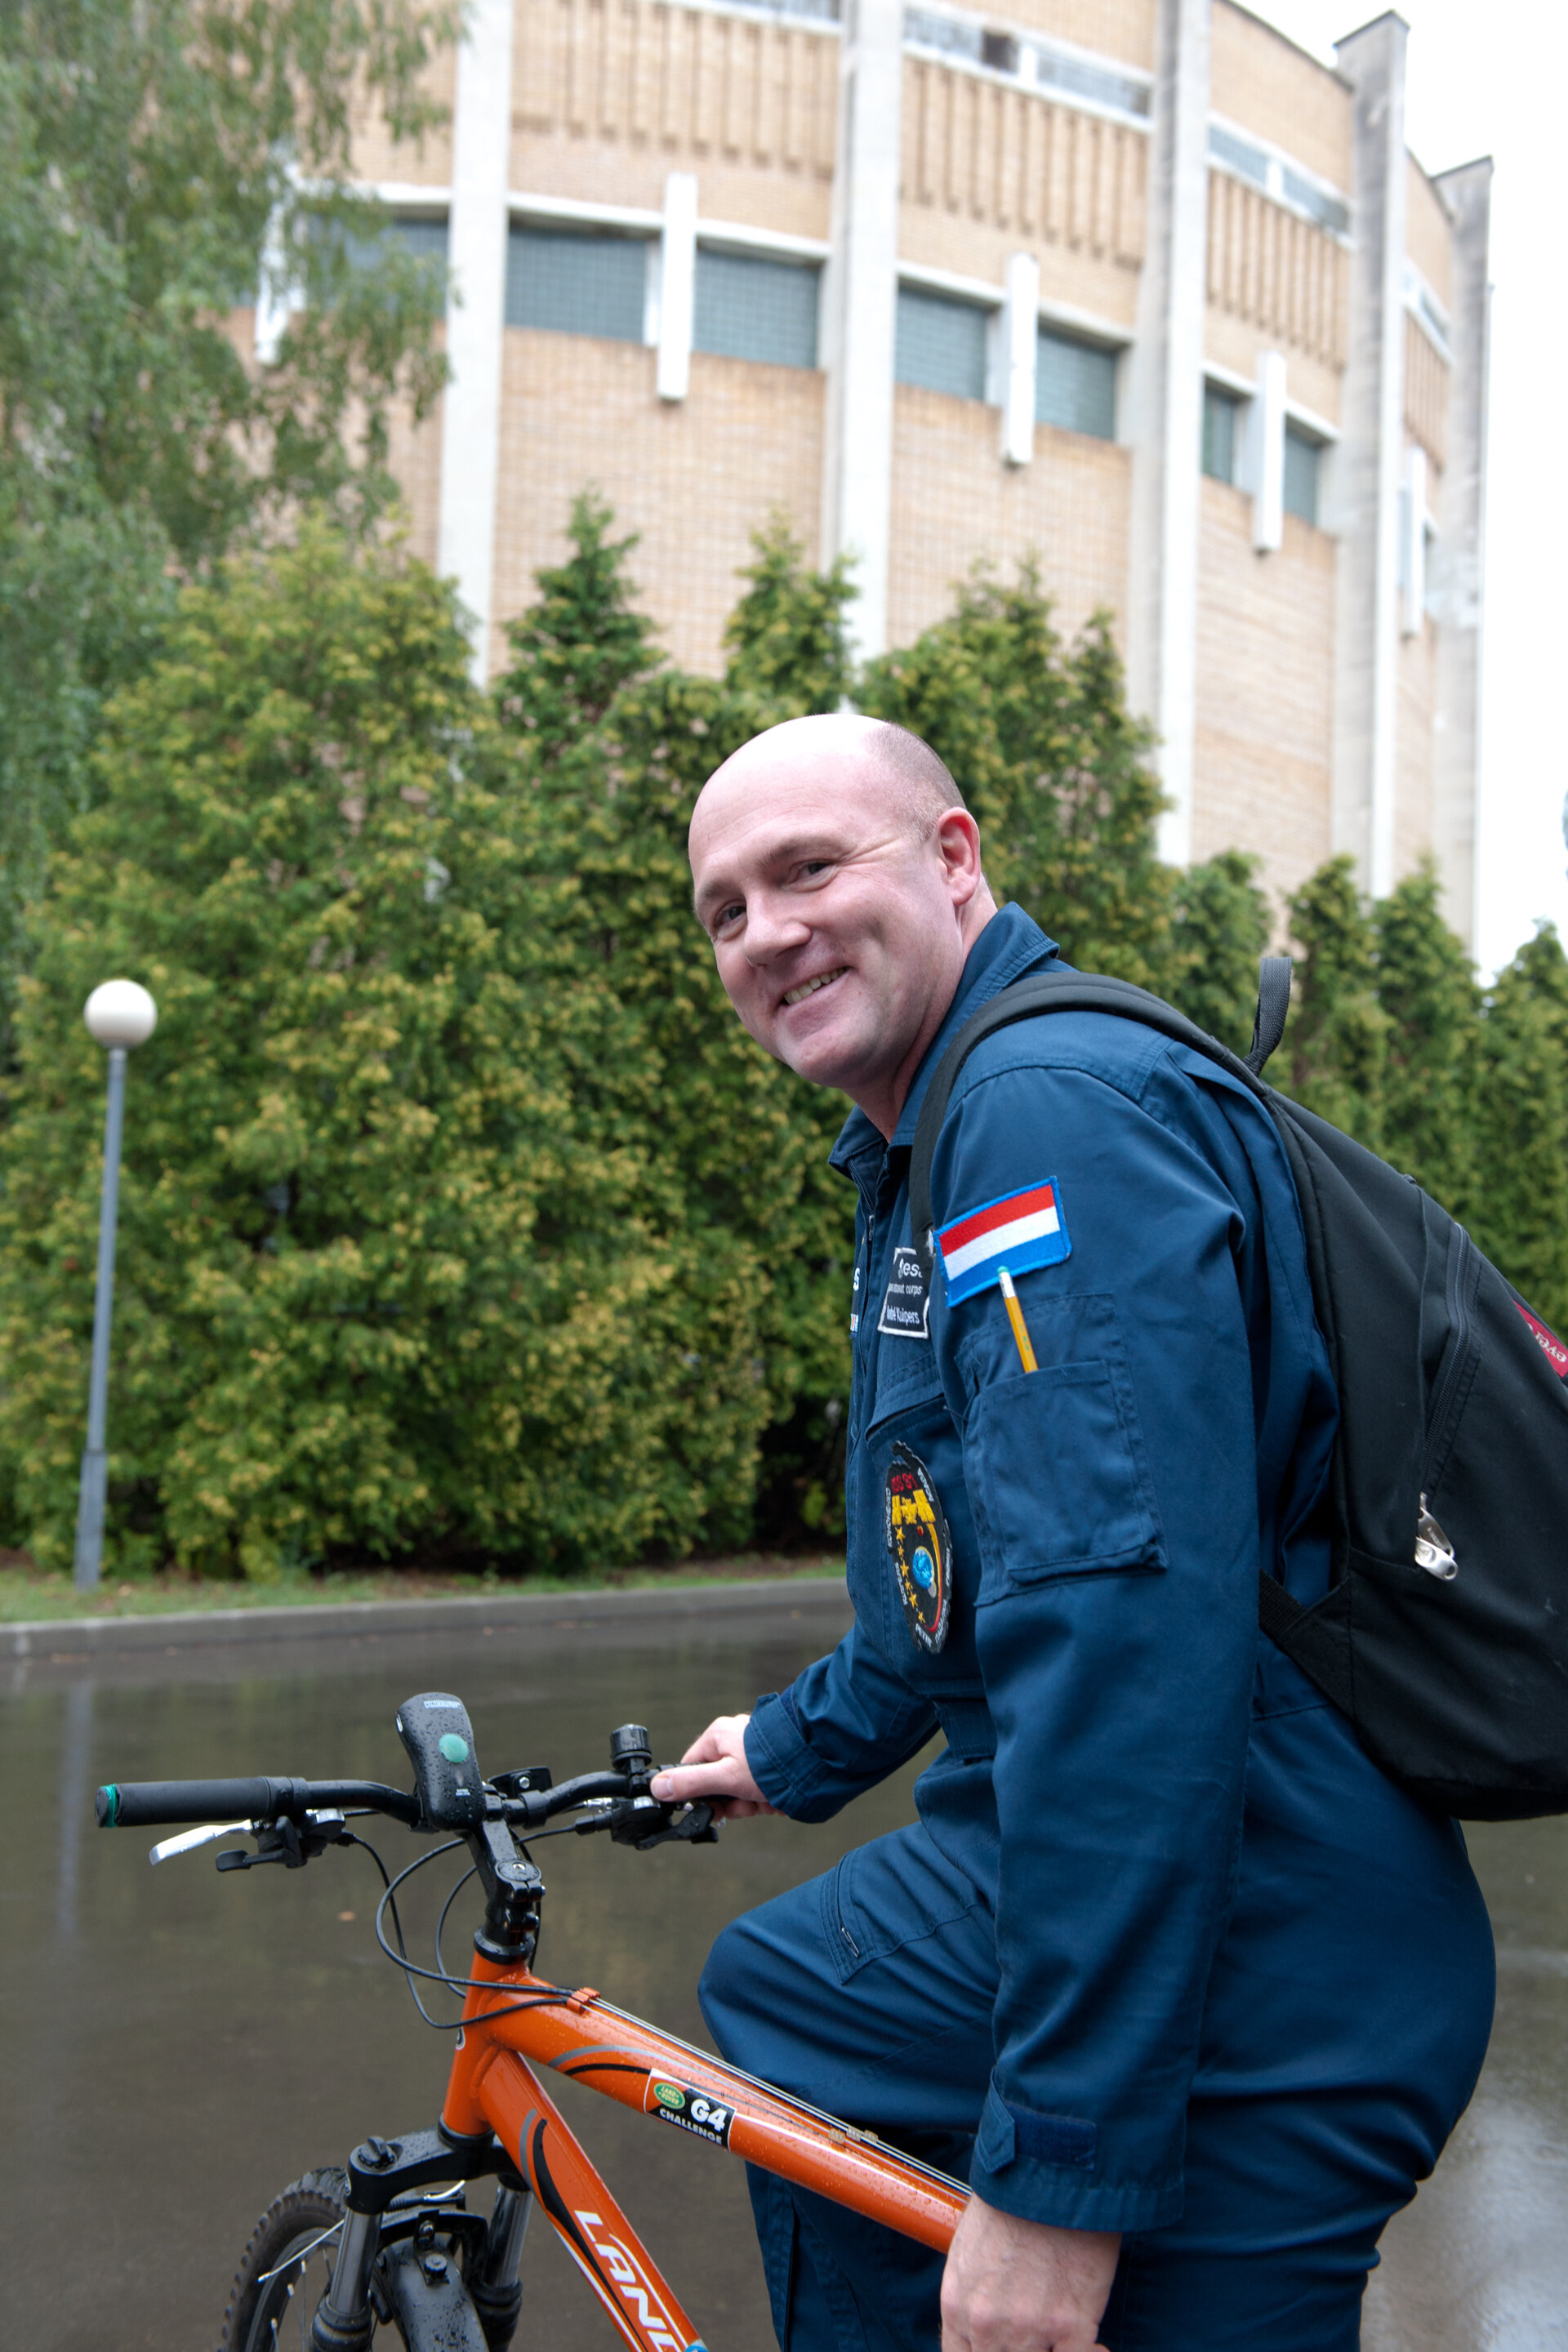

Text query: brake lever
(586, 1797), (719, 1851)
(636, 1800), (719, 1851)
(216, 1810), (349, 1873)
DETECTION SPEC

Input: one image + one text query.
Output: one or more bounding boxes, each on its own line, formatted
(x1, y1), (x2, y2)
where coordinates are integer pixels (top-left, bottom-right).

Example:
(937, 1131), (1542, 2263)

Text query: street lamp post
(74, 979), (158, 1592)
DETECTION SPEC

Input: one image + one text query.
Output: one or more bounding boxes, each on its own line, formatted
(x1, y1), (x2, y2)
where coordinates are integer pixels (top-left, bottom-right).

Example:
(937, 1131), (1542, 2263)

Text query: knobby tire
(217, 2167), (358, 2352)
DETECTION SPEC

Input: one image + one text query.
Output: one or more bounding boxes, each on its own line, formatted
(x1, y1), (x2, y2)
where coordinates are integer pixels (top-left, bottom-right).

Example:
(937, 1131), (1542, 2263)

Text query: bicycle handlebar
(96, 1777), (421, 1830)
(95, 1769), (664, 1835)
(96, 1703), (702, 1851)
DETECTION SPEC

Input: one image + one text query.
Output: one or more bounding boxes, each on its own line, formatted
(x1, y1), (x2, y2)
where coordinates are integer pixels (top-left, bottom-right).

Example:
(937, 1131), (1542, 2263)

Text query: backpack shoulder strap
(907, 966), (1272, 1275)
(1246, 955), (1294, 1076)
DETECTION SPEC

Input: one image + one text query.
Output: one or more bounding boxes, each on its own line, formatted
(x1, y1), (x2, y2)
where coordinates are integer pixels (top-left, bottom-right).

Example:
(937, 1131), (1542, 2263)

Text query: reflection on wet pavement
(6, 1599), (1567, 2350)
(1365, 1817), (1568, 2352)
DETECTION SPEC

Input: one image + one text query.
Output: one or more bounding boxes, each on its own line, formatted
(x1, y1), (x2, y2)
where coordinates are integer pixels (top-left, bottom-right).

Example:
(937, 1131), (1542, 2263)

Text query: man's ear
(934, 808), (985, 907)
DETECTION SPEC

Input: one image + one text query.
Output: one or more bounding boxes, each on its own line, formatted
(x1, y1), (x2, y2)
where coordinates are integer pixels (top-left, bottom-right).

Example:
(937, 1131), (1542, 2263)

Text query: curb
(0, 1575), (847, 1663)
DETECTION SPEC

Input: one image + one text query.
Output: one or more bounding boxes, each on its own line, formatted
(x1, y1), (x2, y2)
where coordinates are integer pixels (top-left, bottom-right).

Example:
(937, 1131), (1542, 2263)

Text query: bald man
(657, 715), (1494, 2352)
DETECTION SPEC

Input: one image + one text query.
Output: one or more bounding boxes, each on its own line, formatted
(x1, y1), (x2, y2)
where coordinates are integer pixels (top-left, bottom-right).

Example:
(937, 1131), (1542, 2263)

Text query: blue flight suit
(699, 903), (1494, 2350)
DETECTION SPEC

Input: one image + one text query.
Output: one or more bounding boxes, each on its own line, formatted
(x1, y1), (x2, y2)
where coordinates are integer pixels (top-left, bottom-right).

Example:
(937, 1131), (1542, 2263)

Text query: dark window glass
(1202, 384), (1241, 483)
(981, 29), (1019, 72)
(386, 217), (449, 269)
(895, 287), (988, 401)
(314, 212), (449, 290)
(693, 249), (819, 368)
(505, 226), (648, 343)
(1284, 425), (1321, 525)
(1036, 328), (1116, 439)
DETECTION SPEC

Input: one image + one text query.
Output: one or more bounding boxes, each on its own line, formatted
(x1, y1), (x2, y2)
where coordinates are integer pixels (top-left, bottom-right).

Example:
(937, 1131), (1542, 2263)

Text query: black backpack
(908, 959), (1568, 1821)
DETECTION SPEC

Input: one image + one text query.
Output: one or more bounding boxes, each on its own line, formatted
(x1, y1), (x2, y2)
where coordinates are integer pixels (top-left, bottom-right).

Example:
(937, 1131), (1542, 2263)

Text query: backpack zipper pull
(1415, 1495), (1458, 1581)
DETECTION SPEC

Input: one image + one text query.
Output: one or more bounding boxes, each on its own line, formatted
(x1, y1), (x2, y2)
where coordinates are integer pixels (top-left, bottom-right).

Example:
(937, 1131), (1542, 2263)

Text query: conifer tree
(0, 525), (762, 1575)
(1167, 849), (1272, 1055)
(1373, 861), (1480, 1208)
(1467, 928), (1568, 1330)
(12, 484), (1563, 1578)
(1282, 856), (1389, 1146)
(859, 564), (1172, 985)
(723, 513), (856, 713)
(492, 490), (660, 757)
(511, 514), (862, 1546)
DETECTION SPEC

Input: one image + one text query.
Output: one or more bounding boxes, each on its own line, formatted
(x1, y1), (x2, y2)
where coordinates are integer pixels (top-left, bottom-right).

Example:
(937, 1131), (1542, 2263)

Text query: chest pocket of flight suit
(961, 1293), (1166, 1592)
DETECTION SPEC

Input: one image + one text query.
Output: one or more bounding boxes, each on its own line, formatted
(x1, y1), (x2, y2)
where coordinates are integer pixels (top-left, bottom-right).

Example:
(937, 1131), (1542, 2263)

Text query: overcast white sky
(1252, 0), (1567, 974)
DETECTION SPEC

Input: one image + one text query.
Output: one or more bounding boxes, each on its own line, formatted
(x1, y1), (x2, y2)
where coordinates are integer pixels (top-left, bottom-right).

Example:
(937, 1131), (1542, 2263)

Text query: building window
(315, 212), (449, 288)
(384, 217), (449, 270)
(1284, 425), (1321, 525)
(693, 249), (819, 369)
(1202, 384), (1242, 484)
(1036, 327), (1116, 439)
(895, 286), (988, 401)
(506, 226), (648, 344)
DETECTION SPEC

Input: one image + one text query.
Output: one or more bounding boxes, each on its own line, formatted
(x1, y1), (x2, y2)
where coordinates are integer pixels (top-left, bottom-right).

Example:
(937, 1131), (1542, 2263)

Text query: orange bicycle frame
(439, 1945), (969, 2352)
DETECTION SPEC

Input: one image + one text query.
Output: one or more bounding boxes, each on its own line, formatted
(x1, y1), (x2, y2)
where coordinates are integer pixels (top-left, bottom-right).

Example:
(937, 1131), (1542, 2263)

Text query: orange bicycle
(96, 1686), (968, 2351)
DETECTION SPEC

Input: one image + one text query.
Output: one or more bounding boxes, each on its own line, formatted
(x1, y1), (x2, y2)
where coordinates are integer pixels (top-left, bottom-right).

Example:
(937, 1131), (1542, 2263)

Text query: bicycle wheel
(218, 2167), (360, 2352)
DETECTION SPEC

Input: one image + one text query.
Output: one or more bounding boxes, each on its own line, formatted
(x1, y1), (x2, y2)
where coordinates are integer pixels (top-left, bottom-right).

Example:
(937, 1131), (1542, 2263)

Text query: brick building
(322, 1), (1489, 935)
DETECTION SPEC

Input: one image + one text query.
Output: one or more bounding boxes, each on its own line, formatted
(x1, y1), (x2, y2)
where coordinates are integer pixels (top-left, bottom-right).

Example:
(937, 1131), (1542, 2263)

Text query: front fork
(308, 2137), (532, 2352)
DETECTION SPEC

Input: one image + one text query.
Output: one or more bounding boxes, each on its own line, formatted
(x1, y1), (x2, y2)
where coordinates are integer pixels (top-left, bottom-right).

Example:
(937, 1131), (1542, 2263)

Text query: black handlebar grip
(96, 1777), (305, 1829)
(394, 1694), (485, 1830)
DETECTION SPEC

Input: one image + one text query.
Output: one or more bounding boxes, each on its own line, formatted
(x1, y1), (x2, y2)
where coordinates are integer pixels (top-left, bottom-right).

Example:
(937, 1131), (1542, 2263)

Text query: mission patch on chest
(884, 1441), (952, 1653)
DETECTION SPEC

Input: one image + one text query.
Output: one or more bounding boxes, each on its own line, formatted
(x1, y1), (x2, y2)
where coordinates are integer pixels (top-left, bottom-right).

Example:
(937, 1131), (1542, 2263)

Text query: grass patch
(0, 1551), (845, 1624)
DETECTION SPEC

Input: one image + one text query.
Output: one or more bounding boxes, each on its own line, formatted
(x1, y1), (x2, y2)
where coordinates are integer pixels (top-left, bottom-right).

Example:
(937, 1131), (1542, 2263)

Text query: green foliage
(0, 525), (771, 1574)
(7, 490), (1567, 1578)
(1467, 929), (1568, 1331)
(493, 491), (661, 757)
(723, 512), (856, 714)
(1282, 856), (1391, 1147)
(504, 514), (858, 1548)
(0, 0), (457, 1055)
(1277, 861), (1568, 1330)
(860, 564), (1171, 984)
(1374, 862), (1481, 1207)
(1166, 849), (1272, 1055)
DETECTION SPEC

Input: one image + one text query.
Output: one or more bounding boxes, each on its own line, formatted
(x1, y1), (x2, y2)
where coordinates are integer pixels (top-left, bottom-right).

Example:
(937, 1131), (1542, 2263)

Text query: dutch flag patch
(936, 1178), (1071, 1304)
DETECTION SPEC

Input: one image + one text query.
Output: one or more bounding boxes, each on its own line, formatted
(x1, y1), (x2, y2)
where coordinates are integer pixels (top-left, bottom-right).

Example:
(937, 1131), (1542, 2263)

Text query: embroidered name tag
(936, 1178), (1071, 1306)
(877, 1246), (930, 1339)
(885, 1441), (951, 1653)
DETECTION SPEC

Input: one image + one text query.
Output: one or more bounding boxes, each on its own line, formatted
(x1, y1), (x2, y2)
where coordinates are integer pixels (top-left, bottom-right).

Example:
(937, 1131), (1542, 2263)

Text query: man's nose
(744, 893), (811, 962)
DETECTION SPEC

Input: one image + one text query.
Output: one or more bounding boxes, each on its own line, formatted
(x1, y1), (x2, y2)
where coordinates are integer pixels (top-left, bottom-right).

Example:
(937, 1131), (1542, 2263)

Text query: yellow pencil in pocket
(998, 1267), (1039, 1374)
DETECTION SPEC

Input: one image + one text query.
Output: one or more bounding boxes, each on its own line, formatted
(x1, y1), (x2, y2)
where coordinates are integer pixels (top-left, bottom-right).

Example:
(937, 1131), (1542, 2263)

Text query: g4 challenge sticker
(643, 2076), (735, 2149)
(884, 1441), (952, 1653)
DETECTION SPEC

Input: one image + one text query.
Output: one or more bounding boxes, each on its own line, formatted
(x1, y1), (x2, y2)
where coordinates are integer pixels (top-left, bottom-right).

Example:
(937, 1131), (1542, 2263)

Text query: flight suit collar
(827, 902), (1061, 1179)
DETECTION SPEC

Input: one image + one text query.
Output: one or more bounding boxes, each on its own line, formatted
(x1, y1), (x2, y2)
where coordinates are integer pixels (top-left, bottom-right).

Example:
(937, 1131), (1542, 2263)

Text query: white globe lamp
(84, 978), (158, 1050)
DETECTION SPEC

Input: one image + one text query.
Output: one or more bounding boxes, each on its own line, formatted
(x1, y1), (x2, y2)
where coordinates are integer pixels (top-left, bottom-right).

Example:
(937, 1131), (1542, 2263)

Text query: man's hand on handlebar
(649, 1714), (778, 1820)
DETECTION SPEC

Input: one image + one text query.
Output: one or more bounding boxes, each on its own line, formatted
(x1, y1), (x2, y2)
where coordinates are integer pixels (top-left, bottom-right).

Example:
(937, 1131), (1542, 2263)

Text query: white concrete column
(1401, 441), (1428, 636)
(1000, 252), (1040, 466)
(657, 172), (697, 402)
(1249, 350), (1286, 553)
(1125, 0), (1210, 870)
(437, 0), (515, 684)
(1331, 14), (1409, 902)
(820, 0), (902, 662)
(1429, 156), (1491, 953)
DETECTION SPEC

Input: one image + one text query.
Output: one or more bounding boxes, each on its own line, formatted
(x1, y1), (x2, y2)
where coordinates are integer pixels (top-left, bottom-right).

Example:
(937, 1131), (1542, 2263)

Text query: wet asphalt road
(4, 1593), (1566, 2351)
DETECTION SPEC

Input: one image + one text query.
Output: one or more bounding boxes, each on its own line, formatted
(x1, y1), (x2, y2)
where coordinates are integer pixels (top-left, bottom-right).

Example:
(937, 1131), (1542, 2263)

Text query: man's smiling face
(688, 715), (994, 1136)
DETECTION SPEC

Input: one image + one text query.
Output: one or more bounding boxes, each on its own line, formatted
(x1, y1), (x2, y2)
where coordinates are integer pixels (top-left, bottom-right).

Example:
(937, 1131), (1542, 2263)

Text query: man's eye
(712, 902), (744, 935)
